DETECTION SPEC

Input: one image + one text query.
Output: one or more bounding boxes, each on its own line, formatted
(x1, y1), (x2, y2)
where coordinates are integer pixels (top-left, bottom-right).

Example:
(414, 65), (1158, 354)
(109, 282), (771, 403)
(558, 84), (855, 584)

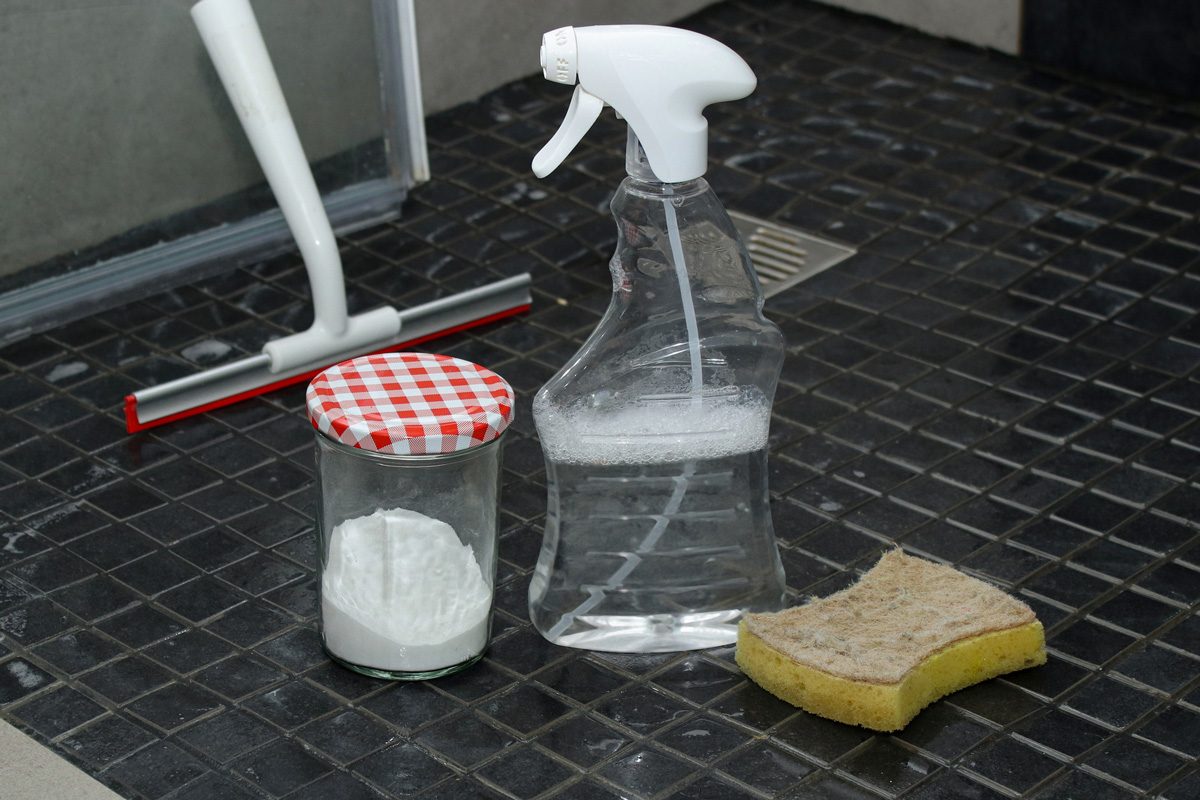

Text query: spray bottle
(527, 25), (787, 652)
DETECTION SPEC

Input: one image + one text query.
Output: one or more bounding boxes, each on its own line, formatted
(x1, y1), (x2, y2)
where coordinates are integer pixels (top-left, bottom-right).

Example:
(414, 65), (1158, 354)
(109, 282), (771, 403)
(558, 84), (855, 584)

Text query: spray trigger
(532, 85), (603, 178)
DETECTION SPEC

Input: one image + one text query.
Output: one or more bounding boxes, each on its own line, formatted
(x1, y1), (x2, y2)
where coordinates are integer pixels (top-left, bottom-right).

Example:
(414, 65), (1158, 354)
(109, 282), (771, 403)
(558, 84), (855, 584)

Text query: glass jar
(307, 352), (514, 680)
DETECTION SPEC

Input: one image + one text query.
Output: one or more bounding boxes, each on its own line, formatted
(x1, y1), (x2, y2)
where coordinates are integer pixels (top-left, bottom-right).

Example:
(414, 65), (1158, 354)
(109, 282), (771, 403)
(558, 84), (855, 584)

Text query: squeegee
(124, 0), (532, 433)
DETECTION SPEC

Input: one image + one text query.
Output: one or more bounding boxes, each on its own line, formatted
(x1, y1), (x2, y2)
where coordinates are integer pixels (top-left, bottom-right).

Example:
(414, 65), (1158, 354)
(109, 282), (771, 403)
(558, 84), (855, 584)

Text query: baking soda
(321, 507), (491, 672)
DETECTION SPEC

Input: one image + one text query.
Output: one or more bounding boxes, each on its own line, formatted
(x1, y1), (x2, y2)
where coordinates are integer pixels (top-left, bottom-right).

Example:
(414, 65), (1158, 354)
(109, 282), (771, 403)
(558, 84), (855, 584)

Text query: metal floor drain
(729, 210), (856, 298)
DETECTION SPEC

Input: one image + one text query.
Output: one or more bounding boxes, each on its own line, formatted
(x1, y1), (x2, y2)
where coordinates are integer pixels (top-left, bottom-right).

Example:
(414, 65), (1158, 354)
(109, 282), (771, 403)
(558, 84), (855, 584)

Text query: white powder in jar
(320, 507), (492, 672)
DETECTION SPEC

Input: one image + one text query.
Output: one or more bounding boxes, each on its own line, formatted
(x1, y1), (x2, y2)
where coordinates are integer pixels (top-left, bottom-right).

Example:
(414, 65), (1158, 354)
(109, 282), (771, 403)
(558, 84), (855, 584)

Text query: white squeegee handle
(191, 0), (401, 372)
(192, 0), (346, 334)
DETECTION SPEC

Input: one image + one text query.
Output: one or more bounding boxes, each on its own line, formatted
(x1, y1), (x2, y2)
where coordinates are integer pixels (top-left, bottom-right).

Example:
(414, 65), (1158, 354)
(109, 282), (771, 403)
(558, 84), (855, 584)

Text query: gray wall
(414, 0), (715, 115)
(811, 0), (1019, 53)
(2, 0), (383, 276)
(2, 0), (714, 278)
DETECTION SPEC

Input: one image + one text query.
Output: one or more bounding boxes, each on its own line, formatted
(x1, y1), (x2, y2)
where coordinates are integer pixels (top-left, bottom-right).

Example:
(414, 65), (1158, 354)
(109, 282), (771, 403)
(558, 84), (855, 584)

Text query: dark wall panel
(1022, 0), (1200, 98)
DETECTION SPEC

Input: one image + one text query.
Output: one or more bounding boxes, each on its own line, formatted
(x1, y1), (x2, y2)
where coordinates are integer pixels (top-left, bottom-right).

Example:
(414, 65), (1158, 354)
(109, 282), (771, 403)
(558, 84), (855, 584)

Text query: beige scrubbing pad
(736, 550), (1045, 731)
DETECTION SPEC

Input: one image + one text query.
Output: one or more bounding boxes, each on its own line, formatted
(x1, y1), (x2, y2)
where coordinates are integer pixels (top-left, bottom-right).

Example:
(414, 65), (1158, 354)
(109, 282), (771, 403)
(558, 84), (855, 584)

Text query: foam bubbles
(536, 390), (771, 465)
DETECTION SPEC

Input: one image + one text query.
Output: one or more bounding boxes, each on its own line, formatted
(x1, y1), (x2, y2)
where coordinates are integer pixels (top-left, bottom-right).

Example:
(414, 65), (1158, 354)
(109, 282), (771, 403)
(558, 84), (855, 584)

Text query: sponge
(735, 550), (1045, 731)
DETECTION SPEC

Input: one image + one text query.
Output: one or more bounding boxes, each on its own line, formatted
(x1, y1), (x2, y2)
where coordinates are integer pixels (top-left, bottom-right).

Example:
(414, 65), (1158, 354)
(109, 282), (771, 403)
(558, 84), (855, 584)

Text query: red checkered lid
(306, 352), (515, 455)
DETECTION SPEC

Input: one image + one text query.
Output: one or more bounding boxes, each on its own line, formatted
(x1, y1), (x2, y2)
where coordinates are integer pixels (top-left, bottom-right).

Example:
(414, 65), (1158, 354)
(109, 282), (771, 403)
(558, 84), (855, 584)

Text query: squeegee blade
(124, 274), (532, 433)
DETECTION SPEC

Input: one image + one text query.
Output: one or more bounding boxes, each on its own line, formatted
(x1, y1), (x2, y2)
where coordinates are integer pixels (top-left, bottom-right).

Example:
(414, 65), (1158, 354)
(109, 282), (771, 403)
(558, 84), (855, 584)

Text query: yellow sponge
(735, 550), (1045, 731)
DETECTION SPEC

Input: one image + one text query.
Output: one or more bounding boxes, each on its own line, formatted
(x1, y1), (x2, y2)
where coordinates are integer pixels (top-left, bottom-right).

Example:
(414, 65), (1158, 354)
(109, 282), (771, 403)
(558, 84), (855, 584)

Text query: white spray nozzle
(540, 26), (577, 85)
(531, 25), (756, 183)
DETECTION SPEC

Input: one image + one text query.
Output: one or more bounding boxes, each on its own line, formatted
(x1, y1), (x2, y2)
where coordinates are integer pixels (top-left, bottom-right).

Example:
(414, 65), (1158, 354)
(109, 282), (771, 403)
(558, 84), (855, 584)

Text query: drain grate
(729, 210), (856, 298)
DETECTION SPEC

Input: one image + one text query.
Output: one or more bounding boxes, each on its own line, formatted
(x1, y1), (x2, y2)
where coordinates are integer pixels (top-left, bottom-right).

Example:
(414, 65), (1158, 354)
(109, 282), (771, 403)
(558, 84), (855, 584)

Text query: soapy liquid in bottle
(532, 390), (779, 651)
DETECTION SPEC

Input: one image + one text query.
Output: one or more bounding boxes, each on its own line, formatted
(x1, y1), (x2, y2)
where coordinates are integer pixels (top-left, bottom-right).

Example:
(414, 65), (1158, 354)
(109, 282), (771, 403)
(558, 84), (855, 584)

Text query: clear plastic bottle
(528, 133), (787, 652)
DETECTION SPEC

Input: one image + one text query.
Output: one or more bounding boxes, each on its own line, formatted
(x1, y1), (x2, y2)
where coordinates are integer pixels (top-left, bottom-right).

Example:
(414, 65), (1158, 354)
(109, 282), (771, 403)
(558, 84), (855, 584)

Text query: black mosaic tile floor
(2, 1), (1199, 798)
